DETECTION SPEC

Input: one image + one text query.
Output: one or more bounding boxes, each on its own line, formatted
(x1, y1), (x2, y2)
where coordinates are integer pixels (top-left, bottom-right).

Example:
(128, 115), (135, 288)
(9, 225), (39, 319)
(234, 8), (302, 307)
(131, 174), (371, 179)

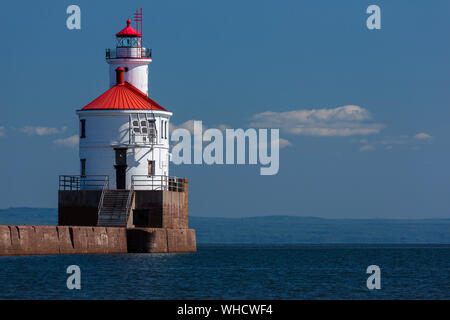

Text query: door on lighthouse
(114, 148), (127, 189)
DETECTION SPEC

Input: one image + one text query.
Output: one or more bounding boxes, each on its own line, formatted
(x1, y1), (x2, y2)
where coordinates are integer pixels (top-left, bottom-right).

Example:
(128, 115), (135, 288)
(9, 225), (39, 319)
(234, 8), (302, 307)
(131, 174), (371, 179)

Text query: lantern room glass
(116, 37), (141, 48)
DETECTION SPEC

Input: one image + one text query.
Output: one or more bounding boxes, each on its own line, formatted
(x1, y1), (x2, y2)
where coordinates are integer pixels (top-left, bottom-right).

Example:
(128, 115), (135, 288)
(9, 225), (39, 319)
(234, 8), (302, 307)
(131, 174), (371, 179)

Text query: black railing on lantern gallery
(105, 48), (152, 59)
(59, 175), (109, 191)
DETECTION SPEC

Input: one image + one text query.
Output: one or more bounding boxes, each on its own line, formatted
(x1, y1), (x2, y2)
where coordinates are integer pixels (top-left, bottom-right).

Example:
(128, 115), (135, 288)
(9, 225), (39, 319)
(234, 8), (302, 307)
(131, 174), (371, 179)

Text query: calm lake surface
(0, 245), (449, 299)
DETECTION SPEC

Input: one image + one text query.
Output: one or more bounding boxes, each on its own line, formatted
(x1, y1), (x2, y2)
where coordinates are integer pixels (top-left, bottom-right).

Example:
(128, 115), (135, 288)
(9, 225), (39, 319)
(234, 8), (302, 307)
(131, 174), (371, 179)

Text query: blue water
(0, 245), (449, 299)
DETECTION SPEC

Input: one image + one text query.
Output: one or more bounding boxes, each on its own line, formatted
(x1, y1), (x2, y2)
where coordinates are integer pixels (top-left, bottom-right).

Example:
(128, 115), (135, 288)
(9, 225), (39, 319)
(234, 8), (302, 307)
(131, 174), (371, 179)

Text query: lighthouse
(57, 10), (196, 254)
(77, 15), (171, 191)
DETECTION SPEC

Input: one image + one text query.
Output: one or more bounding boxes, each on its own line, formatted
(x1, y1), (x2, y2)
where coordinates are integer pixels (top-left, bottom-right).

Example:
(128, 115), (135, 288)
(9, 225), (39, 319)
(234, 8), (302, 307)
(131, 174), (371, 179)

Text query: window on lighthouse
(117, 37), (139, 48)
(80, 159), (86, 176)
(132, 120), (140, 133)
(148, 160), (155, 176)
(148, 120), (156, 141)
(165, 121), (168, 139)
(130, 114), (160, 144)
(140, 121), (148, 134)
(80, 119), (86, 138)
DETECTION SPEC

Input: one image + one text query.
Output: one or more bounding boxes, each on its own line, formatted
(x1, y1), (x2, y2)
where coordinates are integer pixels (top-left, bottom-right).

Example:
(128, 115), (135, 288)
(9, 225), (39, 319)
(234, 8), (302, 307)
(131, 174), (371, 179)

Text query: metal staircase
(97, 189), (134, 227)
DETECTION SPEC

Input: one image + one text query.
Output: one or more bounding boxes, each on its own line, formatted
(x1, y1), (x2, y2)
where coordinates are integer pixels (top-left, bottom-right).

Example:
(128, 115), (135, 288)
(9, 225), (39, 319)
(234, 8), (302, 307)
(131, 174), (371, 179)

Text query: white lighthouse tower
(106, 18), (151, 95)
(77, 13), (172, 190)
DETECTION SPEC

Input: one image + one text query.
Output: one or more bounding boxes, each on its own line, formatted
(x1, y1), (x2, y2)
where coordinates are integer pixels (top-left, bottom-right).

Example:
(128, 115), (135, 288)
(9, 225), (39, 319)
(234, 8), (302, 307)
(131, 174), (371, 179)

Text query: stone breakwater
(0, 225), (196, 256)
(0, 225), (127, 255)
(127, 228), (197, 253)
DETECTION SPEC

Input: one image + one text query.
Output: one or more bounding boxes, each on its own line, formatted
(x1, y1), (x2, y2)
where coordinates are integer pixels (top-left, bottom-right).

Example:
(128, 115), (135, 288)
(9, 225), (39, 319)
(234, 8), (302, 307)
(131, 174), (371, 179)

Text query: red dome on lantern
(116, 19), (142, 37)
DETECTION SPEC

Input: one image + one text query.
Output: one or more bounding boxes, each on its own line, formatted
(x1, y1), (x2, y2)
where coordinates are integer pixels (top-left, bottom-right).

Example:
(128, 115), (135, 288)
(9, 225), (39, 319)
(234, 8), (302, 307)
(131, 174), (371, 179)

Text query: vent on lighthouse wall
(116, 67), (125, 85)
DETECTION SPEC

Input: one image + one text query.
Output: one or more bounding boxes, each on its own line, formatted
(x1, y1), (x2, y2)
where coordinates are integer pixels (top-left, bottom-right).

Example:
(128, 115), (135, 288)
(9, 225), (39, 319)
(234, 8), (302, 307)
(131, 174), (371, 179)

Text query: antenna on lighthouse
(133, 8), (143, 48)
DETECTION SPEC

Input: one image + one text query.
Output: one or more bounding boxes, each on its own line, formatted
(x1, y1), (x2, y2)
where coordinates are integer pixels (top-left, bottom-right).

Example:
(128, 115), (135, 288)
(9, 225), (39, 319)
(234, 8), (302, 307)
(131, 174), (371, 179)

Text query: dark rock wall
(133, 189), (188, 229)
(58, 190), (102, 226)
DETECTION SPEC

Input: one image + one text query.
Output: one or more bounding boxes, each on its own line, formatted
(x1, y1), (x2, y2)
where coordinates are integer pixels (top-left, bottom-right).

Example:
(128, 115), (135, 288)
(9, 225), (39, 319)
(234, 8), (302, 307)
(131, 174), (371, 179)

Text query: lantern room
(116, 19), (142, 48)
(105, 12), (152, 95)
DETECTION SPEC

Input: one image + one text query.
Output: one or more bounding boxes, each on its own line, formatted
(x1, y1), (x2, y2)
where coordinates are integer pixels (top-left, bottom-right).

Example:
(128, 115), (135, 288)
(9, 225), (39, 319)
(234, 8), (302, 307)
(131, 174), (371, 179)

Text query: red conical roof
(116, 19), (142, 37)
(81, 82), (167, 111)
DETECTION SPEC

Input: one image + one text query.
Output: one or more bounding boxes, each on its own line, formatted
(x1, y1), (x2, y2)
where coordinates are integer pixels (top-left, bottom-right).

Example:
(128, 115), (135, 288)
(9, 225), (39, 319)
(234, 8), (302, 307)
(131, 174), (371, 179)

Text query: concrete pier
(0, 225), (197, 256)
(0, 225), (127, 256)
(127, 228), (196, 253)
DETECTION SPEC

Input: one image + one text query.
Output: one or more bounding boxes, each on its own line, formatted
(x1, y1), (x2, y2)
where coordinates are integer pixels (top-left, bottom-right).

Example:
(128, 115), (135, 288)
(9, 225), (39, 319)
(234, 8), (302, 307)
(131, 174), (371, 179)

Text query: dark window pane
(148, 160), (155, 176)
(115, 148), (127, 166)
(80, 119), (86, 138)
(80, 159), (86, 176)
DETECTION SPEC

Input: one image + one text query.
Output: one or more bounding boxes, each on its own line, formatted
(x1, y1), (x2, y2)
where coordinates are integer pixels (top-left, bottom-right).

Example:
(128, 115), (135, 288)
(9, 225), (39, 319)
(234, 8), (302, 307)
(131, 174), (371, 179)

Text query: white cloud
(254, 137), (292, 150)
(217, 124), (231, 132)
(279, 138), (292, 149)
(357, 132), (434, 151)
(249, 105), (384, 137)
(414, 132), (432, 140)
(170, 120), (291, 152)
(21, 126), (65, 136)
(171, 121), (235, 135)
(359, 145), (375, 152)
(170, 120), (208, 134)
(54, 135), (79, 148)
(0, 126), (4, 137)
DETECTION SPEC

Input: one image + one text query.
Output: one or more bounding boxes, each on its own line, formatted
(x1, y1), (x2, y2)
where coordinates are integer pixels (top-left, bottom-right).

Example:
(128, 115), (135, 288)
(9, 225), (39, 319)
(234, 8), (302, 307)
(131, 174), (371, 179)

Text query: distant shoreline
(2, 208), (450, 221)
(1, 208), (450, 244)
(197, 243), (450, 247)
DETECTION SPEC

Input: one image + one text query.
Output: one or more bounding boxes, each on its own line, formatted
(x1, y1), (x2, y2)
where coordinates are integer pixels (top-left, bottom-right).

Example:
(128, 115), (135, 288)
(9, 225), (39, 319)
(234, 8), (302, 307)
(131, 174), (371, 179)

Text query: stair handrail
(97, 176), (109, 220)
(124, 185), (134, 227)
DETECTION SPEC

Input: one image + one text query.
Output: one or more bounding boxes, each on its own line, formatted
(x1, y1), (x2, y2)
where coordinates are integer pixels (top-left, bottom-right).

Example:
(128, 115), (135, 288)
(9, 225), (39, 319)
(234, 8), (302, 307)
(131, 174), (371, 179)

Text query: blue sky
(0, 0), (449, 218)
